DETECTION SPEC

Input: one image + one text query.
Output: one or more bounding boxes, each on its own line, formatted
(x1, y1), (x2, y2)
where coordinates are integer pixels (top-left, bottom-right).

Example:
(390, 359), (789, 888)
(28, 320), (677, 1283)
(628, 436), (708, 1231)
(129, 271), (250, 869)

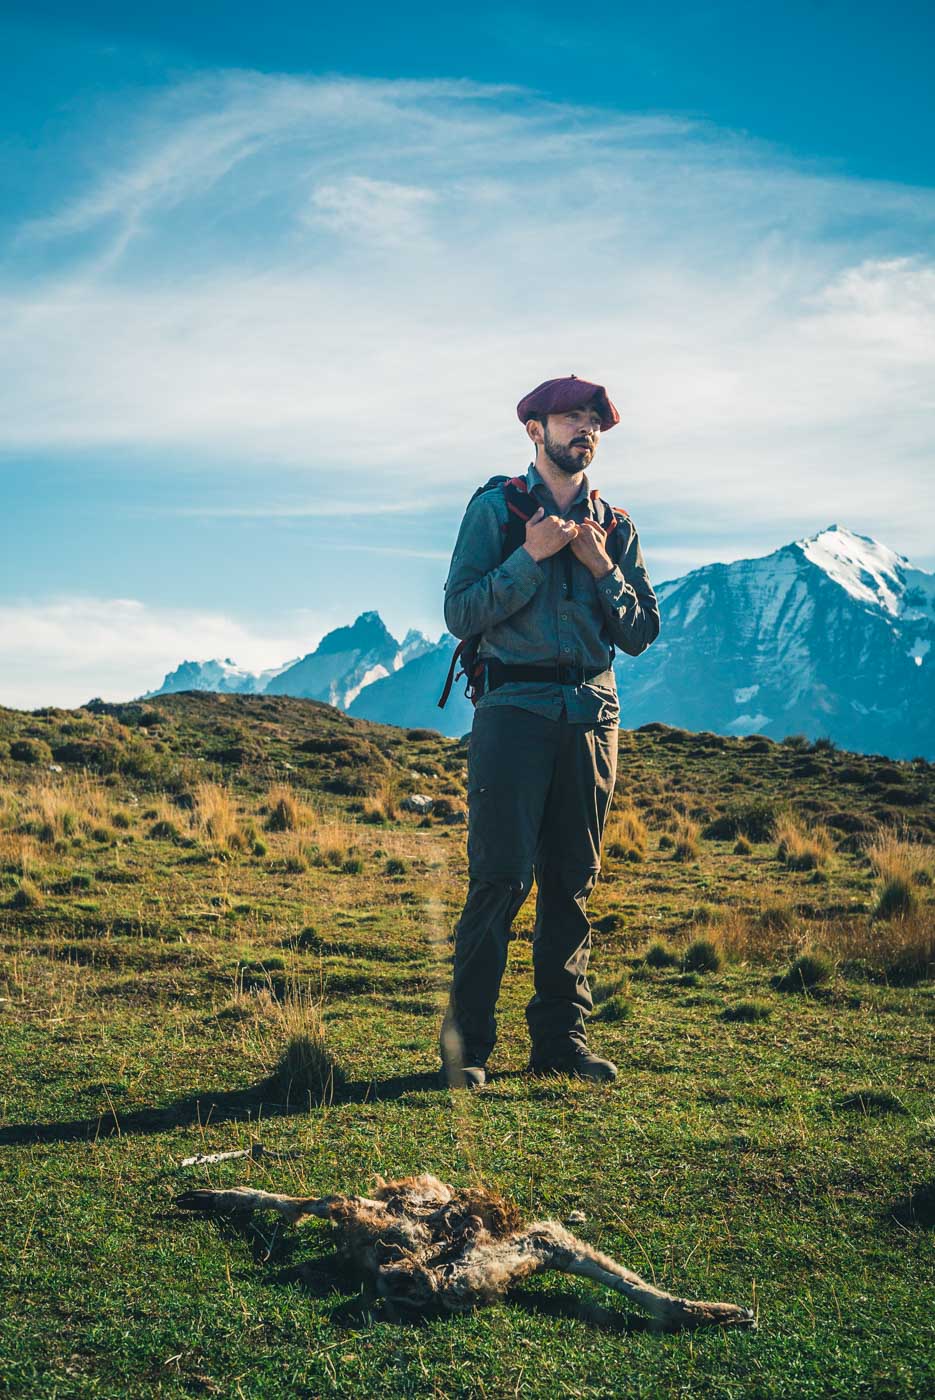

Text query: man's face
(538, 404), (603, 475)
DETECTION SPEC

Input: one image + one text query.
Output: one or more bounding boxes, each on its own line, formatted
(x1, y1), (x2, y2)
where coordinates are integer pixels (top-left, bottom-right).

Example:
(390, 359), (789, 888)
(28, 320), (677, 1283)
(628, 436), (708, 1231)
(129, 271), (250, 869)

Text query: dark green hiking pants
(441, 704), (618, 1066)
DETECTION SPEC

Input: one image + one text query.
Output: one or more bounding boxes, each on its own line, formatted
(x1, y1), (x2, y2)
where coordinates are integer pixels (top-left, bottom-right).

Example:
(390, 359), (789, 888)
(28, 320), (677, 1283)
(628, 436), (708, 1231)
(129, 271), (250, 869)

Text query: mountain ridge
(141, 524), (935, 759)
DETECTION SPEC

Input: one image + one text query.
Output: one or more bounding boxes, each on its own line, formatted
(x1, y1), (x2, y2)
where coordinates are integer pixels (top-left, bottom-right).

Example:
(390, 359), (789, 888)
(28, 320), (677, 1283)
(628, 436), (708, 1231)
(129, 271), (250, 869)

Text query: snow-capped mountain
(143, 656), (297, 698)
(347, 634), (475, 734)
(615, 524), (934, 758)
(348, 525), (935, 756)
(144, 614), (435, 711)
(141, 527), (934, 759)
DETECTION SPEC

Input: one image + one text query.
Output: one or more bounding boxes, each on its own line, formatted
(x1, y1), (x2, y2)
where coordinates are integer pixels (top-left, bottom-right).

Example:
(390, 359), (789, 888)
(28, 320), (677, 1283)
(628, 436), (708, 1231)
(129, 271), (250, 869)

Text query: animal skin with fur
(176, 1172), (755, 1330)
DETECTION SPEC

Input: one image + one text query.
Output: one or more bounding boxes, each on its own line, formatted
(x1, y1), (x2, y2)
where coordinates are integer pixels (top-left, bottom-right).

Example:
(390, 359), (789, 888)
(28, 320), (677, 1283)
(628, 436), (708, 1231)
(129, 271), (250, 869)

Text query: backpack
(437, 475), (628, 708)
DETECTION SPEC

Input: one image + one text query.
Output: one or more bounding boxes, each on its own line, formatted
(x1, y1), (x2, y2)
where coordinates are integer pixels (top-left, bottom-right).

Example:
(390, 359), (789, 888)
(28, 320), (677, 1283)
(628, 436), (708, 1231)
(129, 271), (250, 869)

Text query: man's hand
(570, 518), (614, 579)
(522, 506), (579, 562)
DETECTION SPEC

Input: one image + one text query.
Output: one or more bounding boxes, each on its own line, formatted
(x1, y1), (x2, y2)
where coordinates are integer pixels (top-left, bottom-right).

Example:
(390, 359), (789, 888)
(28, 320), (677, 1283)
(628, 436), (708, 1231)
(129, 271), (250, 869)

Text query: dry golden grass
(146, 796), (193, 840)
(716, 907), (806, 964)
(263, 783), (315, 833)
(605, 806), (648, 858)
(308, 808), (357, 866)
(373, 771), (402, 820)
(717, 903), (934, 985)
(193, 781), (242, 851)
(865, 829), (933, 884)
(2, 832), (44, 881)
(282, 834), (311, 873)
(671, 816), (701, 861)
(774, 813), (834, 871)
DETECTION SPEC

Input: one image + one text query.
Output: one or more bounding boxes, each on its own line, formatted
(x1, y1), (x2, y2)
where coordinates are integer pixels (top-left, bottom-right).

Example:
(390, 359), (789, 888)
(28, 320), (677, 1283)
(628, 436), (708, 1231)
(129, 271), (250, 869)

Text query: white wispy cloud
(0, 597), (327, 710)
(1, 71), (933, 561)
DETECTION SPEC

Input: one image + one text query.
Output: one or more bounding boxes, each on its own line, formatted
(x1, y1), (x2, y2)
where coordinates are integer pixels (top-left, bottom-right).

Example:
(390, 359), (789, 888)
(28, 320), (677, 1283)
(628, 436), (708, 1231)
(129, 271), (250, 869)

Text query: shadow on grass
(887, 1181), (935, 1230)
(0, 1069), (445, 1147)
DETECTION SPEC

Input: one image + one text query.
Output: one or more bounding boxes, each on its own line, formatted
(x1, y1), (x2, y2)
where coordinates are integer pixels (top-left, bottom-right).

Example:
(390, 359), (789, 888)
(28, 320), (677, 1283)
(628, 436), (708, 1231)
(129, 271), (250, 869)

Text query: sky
(1, 0), (933, 708)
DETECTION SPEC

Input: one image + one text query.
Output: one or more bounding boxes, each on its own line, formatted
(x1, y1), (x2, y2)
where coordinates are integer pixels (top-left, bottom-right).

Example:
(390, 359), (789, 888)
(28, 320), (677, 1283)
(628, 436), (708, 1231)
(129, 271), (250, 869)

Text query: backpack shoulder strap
(588, 488), (629, 536)
(437, 476), (538, 709)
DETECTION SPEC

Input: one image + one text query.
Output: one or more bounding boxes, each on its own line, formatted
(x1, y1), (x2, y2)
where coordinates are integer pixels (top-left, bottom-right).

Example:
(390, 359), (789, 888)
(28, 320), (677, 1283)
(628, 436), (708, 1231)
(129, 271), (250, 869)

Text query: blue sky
(1, 1), (933, 706)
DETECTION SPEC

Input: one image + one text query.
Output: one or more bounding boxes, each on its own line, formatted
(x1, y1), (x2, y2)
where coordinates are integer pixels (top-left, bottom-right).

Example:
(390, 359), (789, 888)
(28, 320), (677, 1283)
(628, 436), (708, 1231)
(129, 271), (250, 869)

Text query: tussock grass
(721, 1000), (771, 1022)
(593, 992), (632, 1021)
(682, 937), (722, 973)
(775, 951), (833, 992)
(10, 877), (43, 909)
(264, 784), (310, 833)
(671, 816), (700, 862)
(643, 940), (679, 968)
(145, 796), (191, 844)
(866, 829), (933, 884)
(866, 830), (933, 921)
(605, 806), (648, 863)
(283, 836), (311, 873)
(241, 982), (345, 1105)
(831, 908), (934, 985)
(774, 813), (834, 871)
(875, 875), (918, 920)
(2, 694), (934, 1396)
(193, 782), (242, 852)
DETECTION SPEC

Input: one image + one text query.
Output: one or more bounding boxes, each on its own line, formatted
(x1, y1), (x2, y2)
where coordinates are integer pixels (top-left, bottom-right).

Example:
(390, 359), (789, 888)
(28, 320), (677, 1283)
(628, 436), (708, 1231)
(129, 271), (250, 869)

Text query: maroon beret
(516, 374), (620, 432)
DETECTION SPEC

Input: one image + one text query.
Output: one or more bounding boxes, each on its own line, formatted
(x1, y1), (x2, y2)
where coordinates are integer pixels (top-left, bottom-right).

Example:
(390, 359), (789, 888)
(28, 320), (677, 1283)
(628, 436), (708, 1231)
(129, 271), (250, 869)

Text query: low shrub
(10, 738), (52, 766)
(733, 835), (752, 855)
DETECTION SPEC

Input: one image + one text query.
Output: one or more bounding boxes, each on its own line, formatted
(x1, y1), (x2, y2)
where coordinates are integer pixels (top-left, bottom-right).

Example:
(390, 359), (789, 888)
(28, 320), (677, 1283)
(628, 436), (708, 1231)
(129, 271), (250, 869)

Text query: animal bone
(176, 1172), (755, 1330)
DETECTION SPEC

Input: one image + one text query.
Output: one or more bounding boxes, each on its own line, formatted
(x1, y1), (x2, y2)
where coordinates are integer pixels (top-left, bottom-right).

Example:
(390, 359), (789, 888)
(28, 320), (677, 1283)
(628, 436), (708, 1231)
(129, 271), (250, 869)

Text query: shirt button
(562, 645), (570, 652)
(561, 613), (568, 620)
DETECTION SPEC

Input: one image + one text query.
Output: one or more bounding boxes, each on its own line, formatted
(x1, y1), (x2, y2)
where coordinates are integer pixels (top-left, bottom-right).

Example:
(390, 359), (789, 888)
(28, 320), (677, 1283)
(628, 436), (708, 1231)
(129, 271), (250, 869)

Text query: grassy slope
(0, 694), (933, 1398)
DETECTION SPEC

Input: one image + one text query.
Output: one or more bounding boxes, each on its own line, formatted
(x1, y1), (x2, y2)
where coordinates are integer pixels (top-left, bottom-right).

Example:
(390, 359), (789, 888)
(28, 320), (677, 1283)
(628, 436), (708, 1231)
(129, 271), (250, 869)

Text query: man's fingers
(529, 506), (545, 523)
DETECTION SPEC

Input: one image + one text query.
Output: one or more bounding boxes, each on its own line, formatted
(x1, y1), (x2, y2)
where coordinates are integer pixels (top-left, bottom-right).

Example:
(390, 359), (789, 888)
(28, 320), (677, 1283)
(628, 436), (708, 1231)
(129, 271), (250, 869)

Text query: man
(439, 374), (660, 1089)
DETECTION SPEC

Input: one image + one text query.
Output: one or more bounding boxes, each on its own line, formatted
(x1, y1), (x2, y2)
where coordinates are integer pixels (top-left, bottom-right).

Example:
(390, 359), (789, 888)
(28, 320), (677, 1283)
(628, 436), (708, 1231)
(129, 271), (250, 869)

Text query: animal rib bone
(176, 1173), (754, 1330)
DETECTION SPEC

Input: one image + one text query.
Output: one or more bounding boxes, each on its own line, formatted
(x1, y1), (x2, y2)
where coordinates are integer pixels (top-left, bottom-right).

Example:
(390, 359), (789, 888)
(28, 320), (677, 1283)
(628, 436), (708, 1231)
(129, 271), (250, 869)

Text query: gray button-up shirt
(443, 462), (660, 723)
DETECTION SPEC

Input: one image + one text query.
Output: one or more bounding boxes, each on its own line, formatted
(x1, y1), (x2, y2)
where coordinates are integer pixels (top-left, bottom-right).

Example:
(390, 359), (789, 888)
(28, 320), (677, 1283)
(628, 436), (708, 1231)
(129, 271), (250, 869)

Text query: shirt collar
(525, 460), (591, 509)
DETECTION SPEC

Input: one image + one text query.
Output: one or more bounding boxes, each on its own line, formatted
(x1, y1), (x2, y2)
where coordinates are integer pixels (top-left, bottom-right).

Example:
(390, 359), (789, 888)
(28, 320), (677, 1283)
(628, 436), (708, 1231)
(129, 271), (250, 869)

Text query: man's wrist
(589, 560), (614, 580)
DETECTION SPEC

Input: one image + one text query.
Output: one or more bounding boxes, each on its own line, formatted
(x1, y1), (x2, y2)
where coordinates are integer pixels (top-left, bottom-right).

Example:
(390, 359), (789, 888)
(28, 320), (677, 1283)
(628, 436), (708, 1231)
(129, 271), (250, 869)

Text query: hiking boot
(438, 1062), (487, 1090)
(527, 1045), (617, 1083)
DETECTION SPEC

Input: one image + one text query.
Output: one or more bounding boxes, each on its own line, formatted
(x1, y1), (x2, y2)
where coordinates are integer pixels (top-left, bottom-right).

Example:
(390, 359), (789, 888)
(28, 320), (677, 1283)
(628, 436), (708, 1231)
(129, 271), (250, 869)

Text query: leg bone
(175, 1187), (385, 1226)
(516, 1223), (755, 1330)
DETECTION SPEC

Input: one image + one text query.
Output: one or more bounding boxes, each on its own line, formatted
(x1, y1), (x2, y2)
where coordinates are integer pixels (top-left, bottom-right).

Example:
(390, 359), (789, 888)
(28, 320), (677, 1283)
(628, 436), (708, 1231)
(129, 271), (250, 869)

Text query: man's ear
(526, 418), (544, 449)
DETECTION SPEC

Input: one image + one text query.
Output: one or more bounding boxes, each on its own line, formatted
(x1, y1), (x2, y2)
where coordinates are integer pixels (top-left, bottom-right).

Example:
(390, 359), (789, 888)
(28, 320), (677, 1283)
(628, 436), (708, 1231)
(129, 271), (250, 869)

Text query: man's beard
(543, 425), (594, 475)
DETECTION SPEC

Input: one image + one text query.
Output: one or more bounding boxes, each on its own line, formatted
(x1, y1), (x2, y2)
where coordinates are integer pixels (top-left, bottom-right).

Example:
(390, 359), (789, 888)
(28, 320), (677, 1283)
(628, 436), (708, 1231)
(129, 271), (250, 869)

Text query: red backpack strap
(502, 477), (537, 524)
(589, 490), (628, 537)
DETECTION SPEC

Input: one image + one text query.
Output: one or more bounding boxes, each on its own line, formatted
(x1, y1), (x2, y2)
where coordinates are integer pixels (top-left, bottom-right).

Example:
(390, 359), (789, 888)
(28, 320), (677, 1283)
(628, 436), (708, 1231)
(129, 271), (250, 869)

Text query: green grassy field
(1, 693), (933, 1397)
